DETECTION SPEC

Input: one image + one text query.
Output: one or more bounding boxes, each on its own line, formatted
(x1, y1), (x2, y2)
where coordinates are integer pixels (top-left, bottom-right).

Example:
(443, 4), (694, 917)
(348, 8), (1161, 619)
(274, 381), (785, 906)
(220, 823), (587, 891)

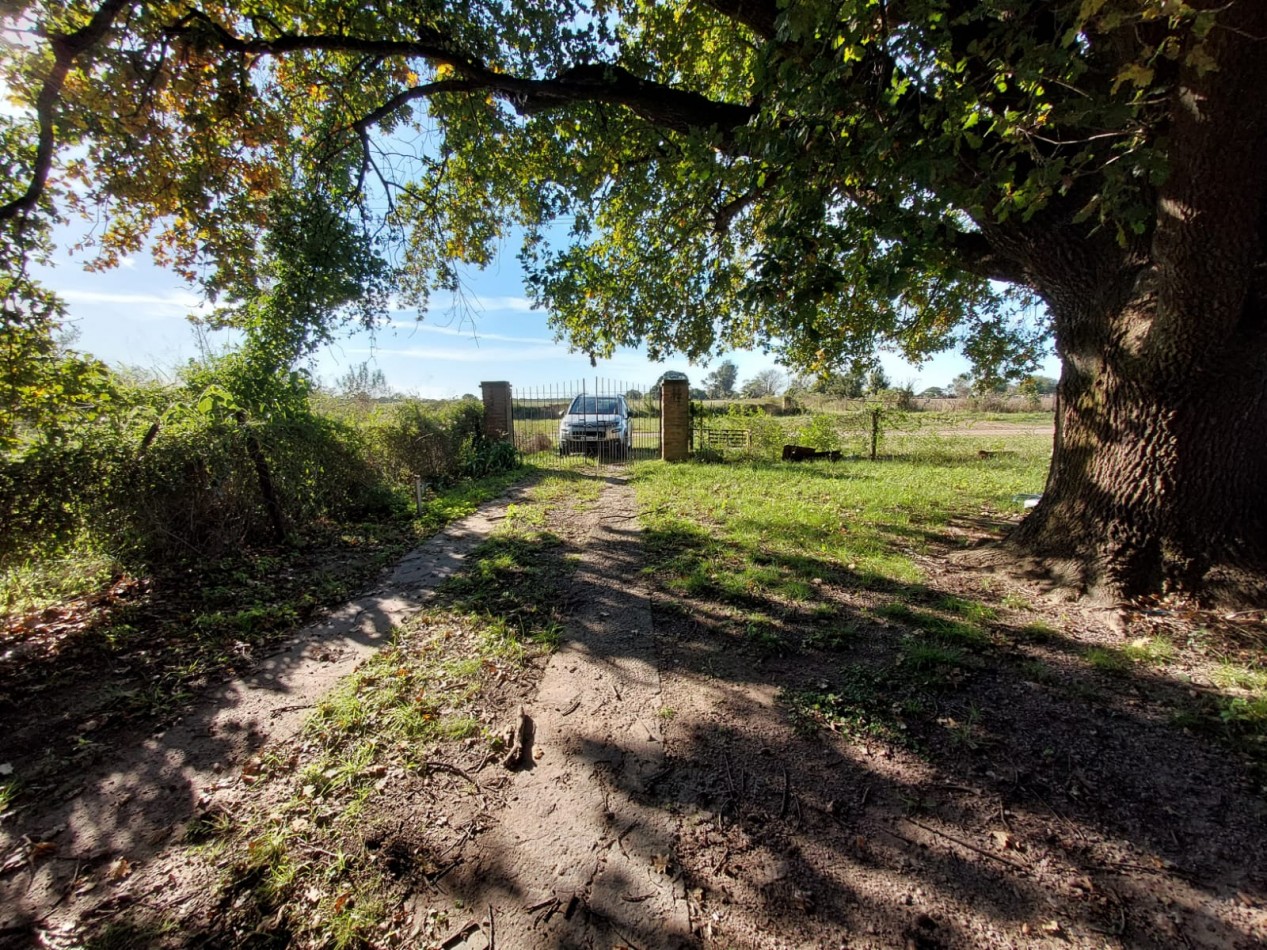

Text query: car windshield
(568, 396), (620, 415)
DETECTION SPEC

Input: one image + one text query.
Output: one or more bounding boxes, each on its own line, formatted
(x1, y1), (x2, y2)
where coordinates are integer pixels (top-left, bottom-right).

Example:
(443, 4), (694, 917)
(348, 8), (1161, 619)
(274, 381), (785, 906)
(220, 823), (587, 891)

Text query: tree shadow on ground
(552, 476), (1266, 948)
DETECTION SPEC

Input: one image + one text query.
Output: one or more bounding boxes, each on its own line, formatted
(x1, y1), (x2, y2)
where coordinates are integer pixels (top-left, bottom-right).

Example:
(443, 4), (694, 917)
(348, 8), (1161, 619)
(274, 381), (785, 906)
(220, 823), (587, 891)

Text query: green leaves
(0, 0), (1225, 386)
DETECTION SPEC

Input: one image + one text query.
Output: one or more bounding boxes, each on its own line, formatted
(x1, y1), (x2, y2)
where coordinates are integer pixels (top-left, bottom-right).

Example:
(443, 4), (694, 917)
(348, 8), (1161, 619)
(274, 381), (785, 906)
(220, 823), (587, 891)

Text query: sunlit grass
(633, 445), (1048, 598)
(193, 473), (579, 949)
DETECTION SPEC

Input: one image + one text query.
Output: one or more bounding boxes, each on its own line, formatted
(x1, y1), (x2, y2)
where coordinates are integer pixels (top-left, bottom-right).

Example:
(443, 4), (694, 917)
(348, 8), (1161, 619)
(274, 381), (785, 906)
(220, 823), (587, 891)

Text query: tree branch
(164, 12), (756, 145)
(947, 230), (1030, 285)
(701, 0), (781, 40)
(0, 0), (136, 223)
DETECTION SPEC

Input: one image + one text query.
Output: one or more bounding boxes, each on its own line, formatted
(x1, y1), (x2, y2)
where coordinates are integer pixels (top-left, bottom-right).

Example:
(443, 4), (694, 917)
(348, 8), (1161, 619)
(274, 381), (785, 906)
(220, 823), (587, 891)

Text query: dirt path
(430, 478), (690, 948)
(6, 470), (1265, 949)
(0, 484), (537, 945)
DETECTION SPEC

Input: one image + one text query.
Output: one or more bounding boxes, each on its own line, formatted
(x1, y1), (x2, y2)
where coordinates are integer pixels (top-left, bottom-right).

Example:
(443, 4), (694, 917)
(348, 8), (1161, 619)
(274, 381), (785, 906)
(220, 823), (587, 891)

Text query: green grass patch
(634, 447), (1046, 603)
(934, 595), (999, 623)
(782, 665), (925, 749)
(1120, 636), (1176, 666)
(1085, 647), (1133, 676)
(877, 602), (991, 647)
(1018, 658), (1058, 684)
(160, 473), (579, 950)
(1018, 620), (1060, 641)
(1, 552), (119, 616)
(899, 639), (970, 673)
(1210, 663), (1267, 692)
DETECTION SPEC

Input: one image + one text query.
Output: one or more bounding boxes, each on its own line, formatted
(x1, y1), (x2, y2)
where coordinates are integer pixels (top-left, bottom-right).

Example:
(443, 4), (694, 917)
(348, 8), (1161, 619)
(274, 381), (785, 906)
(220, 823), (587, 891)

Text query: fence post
(661, 378), (691, 461)
(870, 407), (882, 461)
(480, 381), (514, 443)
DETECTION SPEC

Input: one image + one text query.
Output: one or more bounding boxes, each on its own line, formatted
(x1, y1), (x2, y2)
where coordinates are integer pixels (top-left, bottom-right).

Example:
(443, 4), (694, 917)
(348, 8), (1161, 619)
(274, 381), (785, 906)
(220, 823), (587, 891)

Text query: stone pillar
(481, 381), (514, 442)
(660, 378), (690, 461)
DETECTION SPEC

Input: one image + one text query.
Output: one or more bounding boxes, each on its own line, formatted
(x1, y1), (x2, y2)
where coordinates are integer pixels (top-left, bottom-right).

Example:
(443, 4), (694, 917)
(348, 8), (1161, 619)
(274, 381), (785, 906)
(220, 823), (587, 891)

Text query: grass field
(632, 438), (1051, 589)
(628, 438), (1267, 780)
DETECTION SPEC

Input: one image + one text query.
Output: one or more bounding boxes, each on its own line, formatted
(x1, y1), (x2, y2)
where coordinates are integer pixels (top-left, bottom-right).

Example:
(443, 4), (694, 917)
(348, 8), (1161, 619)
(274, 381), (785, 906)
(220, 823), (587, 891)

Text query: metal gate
(510, 379), (661, 466)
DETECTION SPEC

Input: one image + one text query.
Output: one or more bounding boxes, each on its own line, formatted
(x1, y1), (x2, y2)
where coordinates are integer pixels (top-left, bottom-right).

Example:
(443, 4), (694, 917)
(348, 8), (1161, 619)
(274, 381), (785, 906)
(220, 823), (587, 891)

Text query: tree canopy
(0, 0), (1070, 373)
(3, 0), (1266, 600)
(702, 359), (739, 399)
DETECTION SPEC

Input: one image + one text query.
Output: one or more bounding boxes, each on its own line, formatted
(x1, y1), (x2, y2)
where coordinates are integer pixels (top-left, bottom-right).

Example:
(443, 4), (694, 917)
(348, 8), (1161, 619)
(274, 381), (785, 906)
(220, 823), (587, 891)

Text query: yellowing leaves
(1113, 62), (1154, 92)
(435, 64), (455, 81)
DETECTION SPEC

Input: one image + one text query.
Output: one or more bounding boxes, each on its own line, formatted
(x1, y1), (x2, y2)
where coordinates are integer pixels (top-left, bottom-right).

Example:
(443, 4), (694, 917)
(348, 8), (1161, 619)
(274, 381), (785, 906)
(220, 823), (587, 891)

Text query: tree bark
(1010, 315), (1267, 602)
(1007, 0), (1267, 604)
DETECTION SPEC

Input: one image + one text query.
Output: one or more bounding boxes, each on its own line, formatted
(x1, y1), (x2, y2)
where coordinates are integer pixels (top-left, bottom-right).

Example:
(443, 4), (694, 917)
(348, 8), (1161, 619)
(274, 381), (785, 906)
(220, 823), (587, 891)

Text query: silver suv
(558, 394), (632, 458)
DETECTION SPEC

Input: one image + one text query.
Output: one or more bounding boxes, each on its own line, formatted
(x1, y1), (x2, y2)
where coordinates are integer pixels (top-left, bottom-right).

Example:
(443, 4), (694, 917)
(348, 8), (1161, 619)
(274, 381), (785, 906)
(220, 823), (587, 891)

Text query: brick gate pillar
(660, 378), (690, 461)
(480, 381), (514, 442)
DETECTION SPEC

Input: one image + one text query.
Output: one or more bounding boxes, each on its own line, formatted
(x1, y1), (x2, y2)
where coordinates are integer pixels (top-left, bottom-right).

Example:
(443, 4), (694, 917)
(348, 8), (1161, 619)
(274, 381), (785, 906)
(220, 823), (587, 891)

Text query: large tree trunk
(1010, 314), (1267, 602)
(1007, 1), (1267, 604)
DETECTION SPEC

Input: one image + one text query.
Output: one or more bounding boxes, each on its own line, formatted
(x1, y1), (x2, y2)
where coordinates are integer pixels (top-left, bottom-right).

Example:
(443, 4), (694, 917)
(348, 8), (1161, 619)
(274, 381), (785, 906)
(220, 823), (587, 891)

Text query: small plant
(781, 665), (923, 748)
(900, 639), (968, 673)
(1219, 696), (1267, 732)
(943, 705), (986, 751)
(1085, 647), (1132, 676)
(744, 616), (784, 653)
(805, 620), (857, 651)
(1121, 636), (1175, 666)
(0, 778), (17, 815)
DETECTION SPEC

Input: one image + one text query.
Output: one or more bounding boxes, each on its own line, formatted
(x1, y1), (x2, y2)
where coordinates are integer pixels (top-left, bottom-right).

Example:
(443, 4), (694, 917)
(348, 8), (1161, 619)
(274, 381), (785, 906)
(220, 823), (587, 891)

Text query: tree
(811, 364), (868, 399)
(866, 367), (890, 396)
(1015, 375), (1059, 397)
(2, 1), (1265, 602)
(702, 360), (739, 399)
(741, 368), (785, 398)
(337, 362), (391, 401)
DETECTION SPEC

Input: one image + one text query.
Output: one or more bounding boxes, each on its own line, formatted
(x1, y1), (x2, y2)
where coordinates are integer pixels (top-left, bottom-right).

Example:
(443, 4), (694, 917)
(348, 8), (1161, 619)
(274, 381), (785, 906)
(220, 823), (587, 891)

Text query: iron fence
(510, 379), (662, 467)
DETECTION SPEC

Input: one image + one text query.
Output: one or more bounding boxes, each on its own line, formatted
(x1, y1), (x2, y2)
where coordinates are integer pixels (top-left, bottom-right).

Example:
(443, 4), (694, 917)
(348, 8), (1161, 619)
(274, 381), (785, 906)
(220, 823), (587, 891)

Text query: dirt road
(3, 470), (1264, 949)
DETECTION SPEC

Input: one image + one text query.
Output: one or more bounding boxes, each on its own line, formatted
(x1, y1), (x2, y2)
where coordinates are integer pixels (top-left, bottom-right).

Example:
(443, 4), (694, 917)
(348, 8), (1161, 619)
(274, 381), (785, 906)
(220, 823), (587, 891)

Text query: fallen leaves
(106, 856), (133, 881)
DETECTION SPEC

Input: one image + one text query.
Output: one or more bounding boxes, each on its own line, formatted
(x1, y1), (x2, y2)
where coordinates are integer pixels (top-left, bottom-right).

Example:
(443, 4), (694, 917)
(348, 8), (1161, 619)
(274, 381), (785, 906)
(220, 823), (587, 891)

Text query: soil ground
(2, 467), (1265, 949)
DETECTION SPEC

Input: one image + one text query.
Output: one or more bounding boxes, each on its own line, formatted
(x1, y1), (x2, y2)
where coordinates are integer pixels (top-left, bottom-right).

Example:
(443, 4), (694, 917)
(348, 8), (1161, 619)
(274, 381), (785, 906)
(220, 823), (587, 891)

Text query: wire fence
(510, 379), (662, 468)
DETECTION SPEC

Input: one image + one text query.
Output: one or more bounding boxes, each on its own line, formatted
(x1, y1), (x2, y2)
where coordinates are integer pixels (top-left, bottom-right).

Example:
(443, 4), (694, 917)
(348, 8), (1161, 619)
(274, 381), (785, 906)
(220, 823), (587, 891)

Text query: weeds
(188, 473), (581, 949)
(782, 665), (924, 749)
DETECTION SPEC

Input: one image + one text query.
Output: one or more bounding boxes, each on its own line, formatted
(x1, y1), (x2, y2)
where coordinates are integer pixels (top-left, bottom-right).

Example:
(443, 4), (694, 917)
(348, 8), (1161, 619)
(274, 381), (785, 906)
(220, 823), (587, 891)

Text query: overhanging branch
(166, 12), (756, 145)
(0, 0), (136, 223)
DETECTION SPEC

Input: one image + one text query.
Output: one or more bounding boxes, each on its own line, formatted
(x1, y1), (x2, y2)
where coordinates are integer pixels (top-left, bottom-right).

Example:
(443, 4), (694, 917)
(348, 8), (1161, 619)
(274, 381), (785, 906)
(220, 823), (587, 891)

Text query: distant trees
(741, 368), (785, 398)
(809, 367), (861, 398)
(702, 360), (738, 398)
(336, 362), (390, 401)
(866, 366), (890, 395)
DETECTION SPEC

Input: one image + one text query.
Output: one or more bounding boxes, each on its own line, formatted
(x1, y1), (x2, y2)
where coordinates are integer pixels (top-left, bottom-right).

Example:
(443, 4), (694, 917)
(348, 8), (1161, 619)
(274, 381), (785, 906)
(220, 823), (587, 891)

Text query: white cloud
(349, 344), (565, 363)
(385, 321), (552, 347)
(56, 288), (211, 316)
(424, 293), (536, 314)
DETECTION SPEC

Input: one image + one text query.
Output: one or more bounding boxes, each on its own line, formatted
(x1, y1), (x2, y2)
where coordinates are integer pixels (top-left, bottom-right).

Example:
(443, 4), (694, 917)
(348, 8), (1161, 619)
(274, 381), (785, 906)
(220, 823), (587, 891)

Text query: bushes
(369, 399), (486, 485)
(0, 381), (518, 574)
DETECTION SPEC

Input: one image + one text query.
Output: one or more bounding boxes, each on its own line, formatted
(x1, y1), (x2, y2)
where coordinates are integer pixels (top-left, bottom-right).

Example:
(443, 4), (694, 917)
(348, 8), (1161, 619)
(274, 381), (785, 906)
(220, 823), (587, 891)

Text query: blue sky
(34, 229), (1058, 398)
